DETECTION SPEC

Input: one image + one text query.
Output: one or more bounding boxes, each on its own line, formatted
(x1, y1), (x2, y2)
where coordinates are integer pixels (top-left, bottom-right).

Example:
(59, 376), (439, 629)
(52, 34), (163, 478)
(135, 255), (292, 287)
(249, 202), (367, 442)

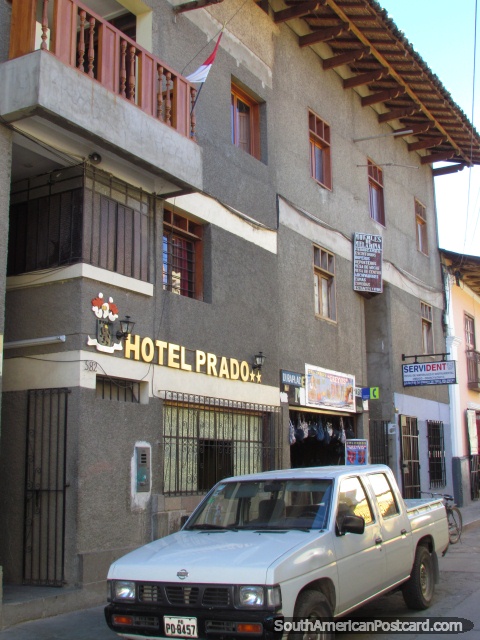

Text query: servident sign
(402, 360), (457, 387)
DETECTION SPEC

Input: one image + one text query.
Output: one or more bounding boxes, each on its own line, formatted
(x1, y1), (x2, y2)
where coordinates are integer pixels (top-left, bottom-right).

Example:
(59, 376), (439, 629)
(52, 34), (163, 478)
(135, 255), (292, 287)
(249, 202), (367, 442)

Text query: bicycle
(421, 492), (462, 544)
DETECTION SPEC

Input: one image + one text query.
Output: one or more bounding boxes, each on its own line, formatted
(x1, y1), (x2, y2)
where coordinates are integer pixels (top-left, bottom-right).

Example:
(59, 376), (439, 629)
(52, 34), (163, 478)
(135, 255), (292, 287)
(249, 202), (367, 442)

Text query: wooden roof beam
(432, 164), (467, 177)
(408, 136), (445, 152)
(420, 151), (456, 164)
(396, 123), (432, 136)
(323, 46), (370, 70)
(324, 0), (467, 163)
(174, 0), (224, 12)
(378, 106), (419, 123)
(343, 68), (389, 89)
(274, 0), (326, 24)
(299, 23), (349, 47)
(361, 88), (405, 107)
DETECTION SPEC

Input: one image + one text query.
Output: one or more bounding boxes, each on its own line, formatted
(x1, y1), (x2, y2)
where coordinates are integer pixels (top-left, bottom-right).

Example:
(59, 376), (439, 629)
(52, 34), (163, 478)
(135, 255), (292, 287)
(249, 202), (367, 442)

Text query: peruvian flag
(186, 32), (223, 84)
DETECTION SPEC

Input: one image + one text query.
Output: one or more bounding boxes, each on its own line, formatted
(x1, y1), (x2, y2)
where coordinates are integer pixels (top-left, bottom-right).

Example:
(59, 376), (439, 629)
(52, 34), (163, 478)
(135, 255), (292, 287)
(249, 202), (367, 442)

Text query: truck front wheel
(402, 545), (435, 610)
(291, 590), (333, 640)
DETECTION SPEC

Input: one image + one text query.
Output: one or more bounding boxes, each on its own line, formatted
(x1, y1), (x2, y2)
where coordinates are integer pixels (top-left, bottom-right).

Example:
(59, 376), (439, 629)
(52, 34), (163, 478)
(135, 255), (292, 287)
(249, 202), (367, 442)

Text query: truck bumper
(105, 604), (284, 639)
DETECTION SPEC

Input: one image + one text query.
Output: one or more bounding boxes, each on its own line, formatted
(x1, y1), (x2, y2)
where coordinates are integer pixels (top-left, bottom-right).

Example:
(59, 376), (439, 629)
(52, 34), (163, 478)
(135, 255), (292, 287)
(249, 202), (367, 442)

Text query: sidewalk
(0, 499), (479, 639)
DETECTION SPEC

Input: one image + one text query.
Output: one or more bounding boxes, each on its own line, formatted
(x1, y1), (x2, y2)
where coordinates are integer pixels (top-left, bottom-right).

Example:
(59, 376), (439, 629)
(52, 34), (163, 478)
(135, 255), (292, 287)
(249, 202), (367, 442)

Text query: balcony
(466, 349), (480, 391)
(2, 0), (202, 193)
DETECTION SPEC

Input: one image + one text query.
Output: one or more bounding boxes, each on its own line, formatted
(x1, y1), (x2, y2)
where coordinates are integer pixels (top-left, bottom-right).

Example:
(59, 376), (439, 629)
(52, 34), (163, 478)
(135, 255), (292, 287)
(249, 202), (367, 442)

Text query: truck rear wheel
(402, 545), (435, 610)
(291, 590), (333, 640)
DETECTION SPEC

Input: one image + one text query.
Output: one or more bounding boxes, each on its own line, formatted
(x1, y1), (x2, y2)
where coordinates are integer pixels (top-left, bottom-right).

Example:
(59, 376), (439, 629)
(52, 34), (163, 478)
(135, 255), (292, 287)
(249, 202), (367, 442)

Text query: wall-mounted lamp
(116, 316), (135, 340)
(252, 351), (266, 371)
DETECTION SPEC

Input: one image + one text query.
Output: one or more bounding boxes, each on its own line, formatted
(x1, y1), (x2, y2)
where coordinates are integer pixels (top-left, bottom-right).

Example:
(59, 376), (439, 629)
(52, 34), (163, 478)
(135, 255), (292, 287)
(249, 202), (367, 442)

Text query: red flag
(186, 33), (223, 83)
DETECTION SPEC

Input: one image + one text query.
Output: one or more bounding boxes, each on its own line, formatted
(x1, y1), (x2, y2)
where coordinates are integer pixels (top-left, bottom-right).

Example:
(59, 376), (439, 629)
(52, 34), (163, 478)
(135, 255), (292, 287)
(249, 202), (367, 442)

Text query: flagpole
(190, 83), (204, 116)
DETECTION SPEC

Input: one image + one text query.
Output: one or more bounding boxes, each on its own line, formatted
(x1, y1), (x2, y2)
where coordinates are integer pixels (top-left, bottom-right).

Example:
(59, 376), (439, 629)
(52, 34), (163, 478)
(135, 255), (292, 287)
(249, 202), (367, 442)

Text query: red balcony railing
(466, 349), (480, 391)
(9, 0), (197, 139)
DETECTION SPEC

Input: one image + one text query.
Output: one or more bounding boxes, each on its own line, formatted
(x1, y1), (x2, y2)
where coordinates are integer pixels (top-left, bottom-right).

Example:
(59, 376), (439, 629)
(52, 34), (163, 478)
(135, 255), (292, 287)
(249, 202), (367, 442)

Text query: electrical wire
(464, 0), (479, 253)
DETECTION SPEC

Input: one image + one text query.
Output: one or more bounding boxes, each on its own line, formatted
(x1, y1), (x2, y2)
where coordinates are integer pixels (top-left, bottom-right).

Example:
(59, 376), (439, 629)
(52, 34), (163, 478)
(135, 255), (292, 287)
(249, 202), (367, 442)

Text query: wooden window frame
(415, 199), (428, 255)
(231, 84), (260, 160)
(421, 301), (434, 354)
(368, 159), (385, 226)
(163, 208), (203, 300)
(313, 245), (336, 321)
(309, 111), (332, 190)
(465, 313), (476, 350)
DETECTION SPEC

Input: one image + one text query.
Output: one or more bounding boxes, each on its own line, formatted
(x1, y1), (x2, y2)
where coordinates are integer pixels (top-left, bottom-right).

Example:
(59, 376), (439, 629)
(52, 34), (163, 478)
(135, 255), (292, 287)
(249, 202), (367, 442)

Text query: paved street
(0, 522), (478, 639)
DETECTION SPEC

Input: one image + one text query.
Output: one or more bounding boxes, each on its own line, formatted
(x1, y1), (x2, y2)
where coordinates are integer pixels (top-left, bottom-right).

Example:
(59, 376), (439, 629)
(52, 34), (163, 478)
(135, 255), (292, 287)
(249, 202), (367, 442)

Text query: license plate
(164, 616), (198, 638)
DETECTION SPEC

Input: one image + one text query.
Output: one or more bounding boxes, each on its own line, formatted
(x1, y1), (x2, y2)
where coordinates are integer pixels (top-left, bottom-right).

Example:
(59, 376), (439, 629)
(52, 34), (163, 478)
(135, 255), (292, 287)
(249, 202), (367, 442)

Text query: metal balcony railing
(466, 349), (480, 391)
(8, 0), (197, 139)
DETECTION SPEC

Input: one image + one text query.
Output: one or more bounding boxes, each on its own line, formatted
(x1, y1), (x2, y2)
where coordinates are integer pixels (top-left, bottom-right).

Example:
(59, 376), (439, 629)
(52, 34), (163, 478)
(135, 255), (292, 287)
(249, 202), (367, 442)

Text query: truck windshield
(185, 479), (333, 531)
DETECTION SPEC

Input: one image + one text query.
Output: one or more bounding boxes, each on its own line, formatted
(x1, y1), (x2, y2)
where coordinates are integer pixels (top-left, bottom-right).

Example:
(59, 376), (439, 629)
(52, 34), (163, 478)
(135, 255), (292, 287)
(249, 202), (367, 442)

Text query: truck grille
(139, 584), (163, 603)
(166, 586), (200, 605)
(134, 583), (232, 608)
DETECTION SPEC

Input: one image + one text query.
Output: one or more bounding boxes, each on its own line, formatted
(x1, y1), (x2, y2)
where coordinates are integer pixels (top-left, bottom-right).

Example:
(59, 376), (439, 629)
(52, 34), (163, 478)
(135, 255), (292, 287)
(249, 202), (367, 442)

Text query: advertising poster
(346, 439), (368, 465)
(305, 364), (355, 412)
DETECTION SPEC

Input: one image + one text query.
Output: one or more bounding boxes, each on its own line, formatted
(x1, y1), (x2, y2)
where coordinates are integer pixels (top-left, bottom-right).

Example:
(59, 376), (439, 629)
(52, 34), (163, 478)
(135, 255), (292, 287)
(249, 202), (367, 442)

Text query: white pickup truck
(105, 464), (449, 640)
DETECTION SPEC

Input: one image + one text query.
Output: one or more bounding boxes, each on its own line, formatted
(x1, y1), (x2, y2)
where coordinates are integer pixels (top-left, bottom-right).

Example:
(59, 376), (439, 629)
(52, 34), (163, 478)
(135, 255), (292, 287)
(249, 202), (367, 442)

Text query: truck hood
(108, 529), (325, 584)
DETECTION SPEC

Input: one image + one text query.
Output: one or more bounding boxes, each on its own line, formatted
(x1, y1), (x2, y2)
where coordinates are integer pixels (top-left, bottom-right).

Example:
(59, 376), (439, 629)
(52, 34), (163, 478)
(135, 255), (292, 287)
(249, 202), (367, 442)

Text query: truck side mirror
(338, 514), (365, 536)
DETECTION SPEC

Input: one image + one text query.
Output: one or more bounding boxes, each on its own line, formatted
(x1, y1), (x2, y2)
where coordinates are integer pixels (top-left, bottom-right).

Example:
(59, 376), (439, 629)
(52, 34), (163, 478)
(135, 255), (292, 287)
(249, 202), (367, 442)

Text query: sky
(377, 0), (480, 257)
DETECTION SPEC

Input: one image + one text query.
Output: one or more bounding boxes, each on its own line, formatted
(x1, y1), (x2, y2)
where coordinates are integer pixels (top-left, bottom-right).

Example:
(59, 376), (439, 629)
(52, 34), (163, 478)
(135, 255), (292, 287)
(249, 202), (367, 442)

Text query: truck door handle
(375, 537), (383, 545)
(401, 529), (407, 536)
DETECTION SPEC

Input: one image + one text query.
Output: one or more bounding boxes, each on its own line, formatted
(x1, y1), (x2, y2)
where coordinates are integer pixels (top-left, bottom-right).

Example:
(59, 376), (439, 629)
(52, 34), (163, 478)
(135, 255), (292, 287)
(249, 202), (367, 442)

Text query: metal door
(23, 388), (69, 586)
(399, 415), (420, 498)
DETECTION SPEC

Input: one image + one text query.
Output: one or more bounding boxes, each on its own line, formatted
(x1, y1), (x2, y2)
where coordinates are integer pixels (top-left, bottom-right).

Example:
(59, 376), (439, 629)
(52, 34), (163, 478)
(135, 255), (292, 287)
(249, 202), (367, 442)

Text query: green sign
(370, 387), (379, 400)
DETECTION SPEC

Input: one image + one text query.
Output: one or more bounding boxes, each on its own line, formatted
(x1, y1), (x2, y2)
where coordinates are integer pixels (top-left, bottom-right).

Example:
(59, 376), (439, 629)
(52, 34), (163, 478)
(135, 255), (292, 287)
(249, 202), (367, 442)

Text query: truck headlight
(238, 586), (264, 606)
(113, 580), (136, 601)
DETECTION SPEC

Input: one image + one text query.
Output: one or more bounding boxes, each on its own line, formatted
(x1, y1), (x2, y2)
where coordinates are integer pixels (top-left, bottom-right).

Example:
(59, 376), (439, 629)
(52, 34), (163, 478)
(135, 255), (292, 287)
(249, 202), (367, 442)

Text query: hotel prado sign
(86, 292), (263, 383)
(123, 335), (263, 383)
(402, 360), (456, 387)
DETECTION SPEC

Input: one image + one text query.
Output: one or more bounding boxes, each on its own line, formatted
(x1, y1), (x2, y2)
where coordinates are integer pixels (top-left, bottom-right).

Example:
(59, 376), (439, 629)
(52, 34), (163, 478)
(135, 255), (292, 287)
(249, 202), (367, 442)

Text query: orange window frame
(415, 199), (428, 255)
(309, 111), (332, 190)
(368, 159), (385, 226)
(231, 84), (260, 160)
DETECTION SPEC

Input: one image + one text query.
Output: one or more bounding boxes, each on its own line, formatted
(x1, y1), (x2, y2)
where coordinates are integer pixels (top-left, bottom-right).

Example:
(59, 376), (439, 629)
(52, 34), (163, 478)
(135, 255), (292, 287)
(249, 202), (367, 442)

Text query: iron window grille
(162, 209), (202, 299)
(427, 420), (446, 488)
(161, 392), (282, 496)
(8, 164), (151, 282)
(96, 375), (140, 403)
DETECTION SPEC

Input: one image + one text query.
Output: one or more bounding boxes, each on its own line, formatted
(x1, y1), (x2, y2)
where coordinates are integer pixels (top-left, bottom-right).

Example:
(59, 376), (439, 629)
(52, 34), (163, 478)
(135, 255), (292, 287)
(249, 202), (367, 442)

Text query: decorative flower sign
(87, 292), (123, 353)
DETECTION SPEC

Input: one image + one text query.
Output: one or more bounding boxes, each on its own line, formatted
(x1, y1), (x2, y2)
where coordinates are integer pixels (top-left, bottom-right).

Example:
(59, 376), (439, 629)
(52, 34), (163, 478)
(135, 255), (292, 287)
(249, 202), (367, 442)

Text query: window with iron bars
(8, 165), (151, 282)
(427, 420), (446, 488)
(163, 209), (203, 299)
(96, 375), (140, 403)
(162, 392), (282, 495)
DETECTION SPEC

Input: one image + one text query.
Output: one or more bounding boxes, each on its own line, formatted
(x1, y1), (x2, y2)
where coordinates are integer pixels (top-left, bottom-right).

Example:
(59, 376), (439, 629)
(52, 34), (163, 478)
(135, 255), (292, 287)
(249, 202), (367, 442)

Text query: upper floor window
(163, 209), (203, 299)
(421, 301), (433, 354)
(231, 84), (260, 159)
(309, 111), (332, 189)
(368, 159), (385, 226)
(415, 199), (428, 255)
(313, 246), (336, 321)
(465, 314), (476, 350)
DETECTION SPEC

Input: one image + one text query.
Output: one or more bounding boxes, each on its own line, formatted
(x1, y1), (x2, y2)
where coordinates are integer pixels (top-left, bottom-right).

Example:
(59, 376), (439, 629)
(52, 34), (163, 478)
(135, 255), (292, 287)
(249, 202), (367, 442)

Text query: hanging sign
(402, 360), (456, 386)
(305, 364), (355, 413)
(353, 233), (383, 294)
